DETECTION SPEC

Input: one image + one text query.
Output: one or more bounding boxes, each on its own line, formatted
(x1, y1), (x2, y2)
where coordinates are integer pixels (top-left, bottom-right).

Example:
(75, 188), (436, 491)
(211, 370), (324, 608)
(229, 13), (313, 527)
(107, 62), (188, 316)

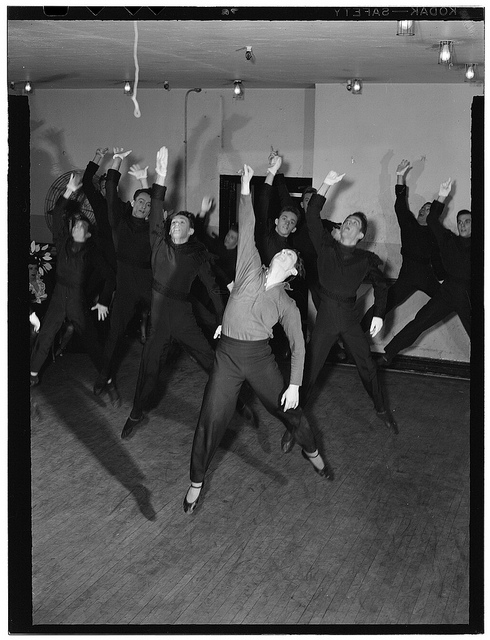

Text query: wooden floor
(26, 335), (473, 630)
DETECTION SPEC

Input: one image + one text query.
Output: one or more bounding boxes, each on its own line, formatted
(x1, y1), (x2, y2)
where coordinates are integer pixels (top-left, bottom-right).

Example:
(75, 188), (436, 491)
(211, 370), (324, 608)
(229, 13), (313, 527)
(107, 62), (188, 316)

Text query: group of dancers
(29, 146), (471, 514)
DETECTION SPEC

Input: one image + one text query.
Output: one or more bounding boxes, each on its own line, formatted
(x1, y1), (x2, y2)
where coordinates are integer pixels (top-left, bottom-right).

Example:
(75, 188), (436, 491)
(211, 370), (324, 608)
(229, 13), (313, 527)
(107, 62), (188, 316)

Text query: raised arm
(82, 147), (107, 201)
(193, 196), (214, 239)
(264, 150), (282, 187)
(396, 159), (410, 186)
(306, 171), (344, 253)
(82, 148), (109, 233)
(393, 159), (417, 226)
(128, 163), (149, 189)
(110, 146), (132, 173)
(106, 147), (131, 229)
(254, 153), (278, 243)
(238, 164), (255, 240)
(265, 149), (296, 210)
(52, 173), (82, 243)
(149, 146), (168, 246)
(427, 178), (452, 243)
(235, 165), (262, 285)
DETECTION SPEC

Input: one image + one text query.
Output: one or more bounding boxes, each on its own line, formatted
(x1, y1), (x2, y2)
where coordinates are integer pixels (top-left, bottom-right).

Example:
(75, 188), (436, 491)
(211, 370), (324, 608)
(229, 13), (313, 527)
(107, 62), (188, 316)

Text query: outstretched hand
(396, 159), (410, 175)
(155, 146), (168, 177)
(113, 147), (132, 160)
(438, 178), (452, 198)
(241, 164), (254, 182)
(67, 172), (82, 192)
(323, 170), (345, 186)
(370, 316), (383, 338)
(268, 146), (279, 164)
(91, 303), (109, 321)
(128, 164), (148, 181)
(240, 164), (254, 195)
(199, 196), (214, 217)
(96, 147), (109, 157)
(267, 153), (282, 176)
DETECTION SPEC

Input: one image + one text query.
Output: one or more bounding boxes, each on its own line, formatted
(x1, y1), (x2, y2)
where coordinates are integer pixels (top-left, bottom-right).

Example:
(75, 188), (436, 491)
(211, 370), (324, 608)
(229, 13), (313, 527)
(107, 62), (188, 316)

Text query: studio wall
(28, 88), (315, 240)
(312, 83), (479, 362)
(27, 83), (479, 363)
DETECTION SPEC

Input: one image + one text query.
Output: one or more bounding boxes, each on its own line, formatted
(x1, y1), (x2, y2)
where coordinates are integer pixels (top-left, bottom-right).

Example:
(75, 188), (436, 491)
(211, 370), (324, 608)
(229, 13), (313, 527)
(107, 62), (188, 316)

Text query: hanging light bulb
(124, 81), (132, 95)
(351, 78), (362, 94)
(438, 41), (453, 65)
(233, 80), (244, 99)
(396, 20), (415, 36)
(24, 81), (32, 93)
(464, 63), (477, 81)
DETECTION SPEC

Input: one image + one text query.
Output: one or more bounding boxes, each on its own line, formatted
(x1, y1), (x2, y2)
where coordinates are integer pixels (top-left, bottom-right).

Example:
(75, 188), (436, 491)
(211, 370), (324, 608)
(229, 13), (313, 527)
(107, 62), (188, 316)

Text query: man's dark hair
(302, 186), (317, 198)
(349, 211), (368, 238)
(133, 188), (151, 201)
(228, 223), (238, 233)
(279, 205), (302, 223)
(457, 209), (471, 221)
(285, 249), (305, 282)
(70, 212), (94, 235)
(168, 210), (195, 229)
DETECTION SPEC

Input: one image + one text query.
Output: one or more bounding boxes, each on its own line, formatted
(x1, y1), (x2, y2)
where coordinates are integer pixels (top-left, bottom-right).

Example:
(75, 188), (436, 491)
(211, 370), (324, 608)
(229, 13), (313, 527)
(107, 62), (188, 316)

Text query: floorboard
(27, 337), (473, 628)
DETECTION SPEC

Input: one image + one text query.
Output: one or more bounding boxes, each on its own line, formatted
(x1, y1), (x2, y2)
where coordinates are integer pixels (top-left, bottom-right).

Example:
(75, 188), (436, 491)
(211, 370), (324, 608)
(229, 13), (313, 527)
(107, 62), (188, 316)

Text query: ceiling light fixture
(233, 80), (244, 99)
(464, 63), (477, 81)
(438, 41), (454, 65)
(24, 81), (32, 93)
(124, 81), (132, 95)
(346, 78), (362, 95)
(396, 20), (415, 36)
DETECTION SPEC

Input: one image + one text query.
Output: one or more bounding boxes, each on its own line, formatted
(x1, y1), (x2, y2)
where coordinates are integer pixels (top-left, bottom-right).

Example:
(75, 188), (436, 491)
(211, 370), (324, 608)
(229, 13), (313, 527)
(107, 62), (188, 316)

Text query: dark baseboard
(327, 350), (470, 380)
(377, 354), (470, 379)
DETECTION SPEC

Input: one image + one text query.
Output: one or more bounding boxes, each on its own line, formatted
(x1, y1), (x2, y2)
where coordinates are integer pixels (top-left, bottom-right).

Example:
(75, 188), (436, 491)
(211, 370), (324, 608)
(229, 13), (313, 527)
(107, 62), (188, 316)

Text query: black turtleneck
(427, 200), (471, 286)
(106, 168), (152, 270)
(306, 193), (388, 318)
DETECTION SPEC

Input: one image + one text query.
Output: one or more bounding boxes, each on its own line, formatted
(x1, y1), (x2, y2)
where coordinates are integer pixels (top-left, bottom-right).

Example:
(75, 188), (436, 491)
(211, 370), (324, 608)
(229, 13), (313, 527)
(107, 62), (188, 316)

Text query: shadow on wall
(30, 121), (75, 185)
(180, 113), (210, 213)
(220, 112), (252, 164)
(373, 149), (395, 246)
(30, 122), (77, 241)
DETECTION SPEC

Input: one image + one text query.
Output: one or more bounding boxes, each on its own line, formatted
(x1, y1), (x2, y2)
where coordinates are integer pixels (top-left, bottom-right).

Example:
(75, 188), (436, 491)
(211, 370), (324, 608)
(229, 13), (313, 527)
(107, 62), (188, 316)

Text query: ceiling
(7, 17), (485, 91)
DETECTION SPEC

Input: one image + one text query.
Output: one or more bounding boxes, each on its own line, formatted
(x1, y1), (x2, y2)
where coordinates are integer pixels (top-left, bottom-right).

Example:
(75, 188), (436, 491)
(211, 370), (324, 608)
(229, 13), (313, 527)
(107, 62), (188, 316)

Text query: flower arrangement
(30, 241), (53, 276)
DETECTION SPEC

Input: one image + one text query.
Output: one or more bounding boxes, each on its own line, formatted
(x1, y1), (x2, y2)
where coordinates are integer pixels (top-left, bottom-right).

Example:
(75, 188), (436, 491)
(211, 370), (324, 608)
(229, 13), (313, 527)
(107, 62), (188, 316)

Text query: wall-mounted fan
(44, 171), (95, 232)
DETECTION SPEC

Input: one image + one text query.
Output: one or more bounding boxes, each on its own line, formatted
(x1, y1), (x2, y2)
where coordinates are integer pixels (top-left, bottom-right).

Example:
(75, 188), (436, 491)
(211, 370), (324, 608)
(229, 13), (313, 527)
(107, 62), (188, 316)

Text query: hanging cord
(131, 21), (141, 118)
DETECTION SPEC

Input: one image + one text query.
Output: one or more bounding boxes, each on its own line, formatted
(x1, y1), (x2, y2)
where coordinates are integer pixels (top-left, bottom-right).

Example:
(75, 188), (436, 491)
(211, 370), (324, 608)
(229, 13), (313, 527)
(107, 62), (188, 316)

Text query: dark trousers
(131, 291), (215, 416)
(190, 335), (317, 483)
(302, 297), (385, 412)
(99, 272), (151, 379)
(361, 260), (441, 332)
(384, 280), (471, 360)
(30, 284), (102, 373)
